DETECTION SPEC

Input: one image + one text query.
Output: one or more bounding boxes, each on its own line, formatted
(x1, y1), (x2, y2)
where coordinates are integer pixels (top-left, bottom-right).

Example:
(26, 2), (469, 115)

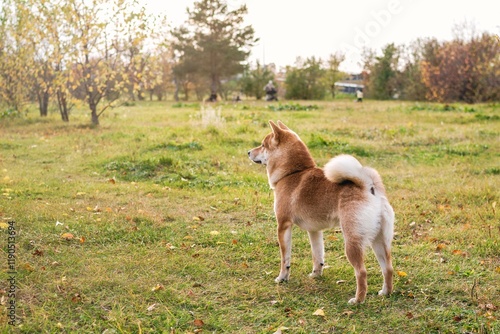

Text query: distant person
(356, 89), (363, 102)
(207, 92), (217, 102)
(264, 80), (278, 101)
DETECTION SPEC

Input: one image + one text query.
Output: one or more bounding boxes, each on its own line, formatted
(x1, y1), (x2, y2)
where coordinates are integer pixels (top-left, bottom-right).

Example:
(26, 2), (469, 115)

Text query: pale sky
(143, 0), (500, 73)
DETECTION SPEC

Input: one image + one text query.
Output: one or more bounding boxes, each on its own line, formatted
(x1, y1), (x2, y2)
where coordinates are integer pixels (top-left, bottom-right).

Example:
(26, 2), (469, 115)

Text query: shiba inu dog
(248, 121), (394, 304)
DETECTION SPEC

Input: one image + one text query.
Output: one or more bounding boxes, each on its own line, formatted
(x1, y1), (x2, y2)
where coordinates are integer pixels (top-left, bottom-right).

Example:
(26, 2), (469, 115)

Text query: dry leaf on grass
(313, 308), (325, 317)
(452, 249), (466, 256)
(272, 326), (289, 334)
(61, 233), (74, 240)
(32, 249), (44, 256)
(193, 319), (204, 327)
(151, 284), (164, 292)
(71, 293), (82, 303)
(436, 243), (446, 251)
(479, 303), (498, 311)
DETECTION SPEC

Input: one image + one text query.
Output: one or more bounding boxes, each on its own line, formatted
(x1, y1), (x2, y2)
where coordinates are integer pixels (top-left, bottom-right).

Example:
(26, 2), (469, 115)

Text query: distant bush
(149, 141), (203, 151)
(0, 108), (21, 118)
(104, 157), (174, 181)
(409, 103), (478, 112)
(267, 103), (319, 111)
(172, 102), (200, 108)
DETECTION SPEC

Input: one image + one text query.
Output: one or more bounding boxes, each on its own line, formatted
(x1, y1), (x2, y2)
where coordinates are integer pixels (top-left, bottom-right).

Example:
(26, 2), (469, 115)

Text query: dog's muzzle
(248, 150), (262, 164)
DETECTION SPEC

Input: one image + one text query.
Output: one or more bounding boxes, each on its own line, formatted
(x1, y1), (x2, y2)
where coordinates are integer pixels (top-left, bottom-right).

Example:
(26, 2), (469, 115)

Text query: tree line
(363, 31), (500, 103)
(1, 0), (498, 125)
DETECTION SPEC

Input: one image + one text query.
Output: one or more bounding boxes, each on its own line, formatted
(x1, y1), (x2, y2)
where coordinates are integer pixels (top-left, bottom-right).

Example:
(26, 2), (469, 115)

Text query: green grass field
(1, 100), (499, 333)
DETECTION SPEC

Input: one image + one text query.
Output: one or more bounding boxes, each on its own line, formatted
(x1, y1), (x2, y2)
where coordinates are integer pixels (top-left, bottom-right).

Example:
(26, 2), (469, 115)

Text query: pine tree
(172, 0), (256, 101)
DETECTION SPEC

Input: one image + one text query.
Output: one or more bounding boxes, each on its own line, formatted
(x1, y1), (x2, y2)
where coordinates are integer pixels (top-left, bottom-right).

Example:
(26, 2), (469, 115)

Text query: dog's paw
(348, 298), (359, 305)
(348, 297), (366, 305)
(378, 289), (390, 296)
(308, 271), (322, 279)
(275, 276), (289, 283)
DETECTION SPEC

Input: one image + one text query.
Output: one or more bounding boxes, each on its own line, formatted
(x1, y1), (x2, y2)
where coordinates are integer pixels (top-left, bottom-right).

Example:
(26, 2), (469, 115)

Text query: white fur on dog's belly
(293, 215), (339, 232)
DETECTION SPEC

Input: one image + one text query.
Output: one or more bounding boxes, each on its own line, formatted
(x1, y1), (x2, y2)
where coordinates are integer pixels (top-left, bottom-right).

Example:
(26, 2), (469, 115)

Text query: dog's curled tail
(324, 154), (385, 194)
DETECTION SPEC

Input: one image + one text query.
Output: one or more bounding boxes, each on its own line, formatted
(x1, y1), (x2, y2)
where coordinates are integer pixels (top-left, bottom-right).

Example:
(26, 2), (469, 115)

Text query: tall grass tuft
(200, 104), (225, 127)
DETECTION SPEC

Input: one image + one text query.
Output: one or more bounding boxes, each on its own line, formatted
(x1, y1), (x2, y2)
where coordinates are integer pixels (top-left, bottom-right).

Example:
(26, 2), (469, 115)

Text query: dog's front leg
(276, 221), (293, 282)
(307, 230), (324, 278)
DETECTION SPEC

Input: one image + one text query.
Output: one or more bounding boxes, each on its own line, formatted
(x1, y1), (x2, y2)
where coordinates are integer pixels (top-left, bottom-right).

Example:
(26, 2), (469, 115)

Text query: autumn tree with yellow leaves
(0, 0), (157, 124)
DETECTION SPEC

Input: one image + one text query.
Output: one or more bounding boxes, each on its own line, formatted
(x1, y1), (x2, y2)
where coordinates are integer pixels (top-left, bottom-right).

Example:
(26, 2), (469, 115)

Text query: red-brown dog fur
(248, 121), (394, 304)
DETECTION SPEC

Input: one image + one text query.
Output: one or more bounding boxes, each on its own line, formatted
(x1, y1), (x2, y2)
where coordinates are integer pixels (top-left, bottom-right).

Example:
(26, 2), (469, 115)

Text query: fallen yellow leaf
(61, 233), (74, 240)
(436, 243), (446, 251)
(24, 263), (34, 271)
(313, 308), (325, 317)
(0, 222), (8, 229)
(273, 326), (289, 334)
(151, 284), (164, 292)
(397, 271), (408, 277)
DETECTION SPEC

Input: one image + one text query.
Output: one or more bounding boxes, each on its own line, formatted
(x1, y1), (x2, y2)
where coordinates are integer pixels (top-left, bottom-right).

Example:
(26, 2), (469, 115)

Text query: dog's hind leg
(344, 238), (367, 304)
(307, 230), (324, 278)
(372, 235), (393, 296)
(276, 221), (293, 282)
(372, 202), (394, 296)
(372, 197), (394, 295)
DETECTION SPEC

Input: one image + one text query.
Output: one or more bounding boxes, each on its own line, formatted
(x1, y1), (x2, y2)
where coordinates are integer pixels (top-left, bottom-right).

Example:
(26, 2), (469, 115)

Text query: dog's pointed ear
(277, 121), (290, 131)
(269, 121), (283, 141)
(269, 120), (281, 134)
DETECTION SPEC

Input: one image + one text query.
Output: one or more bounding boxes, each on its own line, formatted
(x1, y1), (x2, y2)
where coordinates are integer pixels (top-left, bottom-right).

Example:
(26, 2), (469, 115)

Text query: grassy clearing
(0, 100), (499, 333)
